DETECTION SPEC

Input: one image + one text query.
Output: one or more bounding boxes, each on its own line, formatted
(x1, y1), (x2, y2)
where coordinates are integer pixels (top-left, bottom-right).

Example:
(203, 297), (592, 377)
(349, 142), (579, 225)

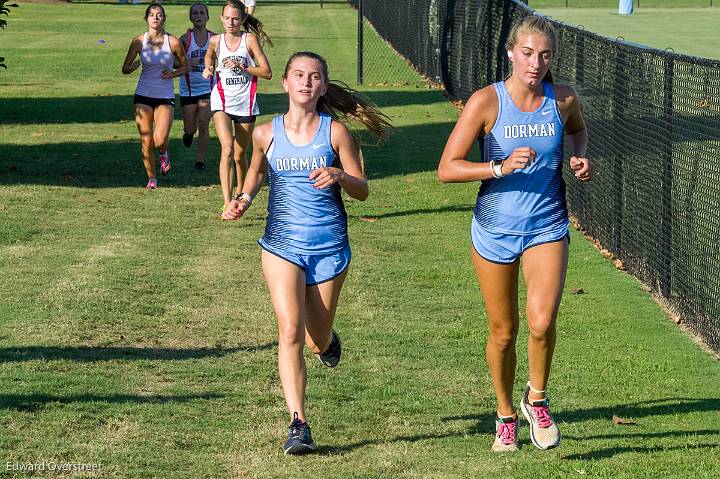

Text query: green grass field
(1, 3), (719, 478)
(533, 6), (720, 59)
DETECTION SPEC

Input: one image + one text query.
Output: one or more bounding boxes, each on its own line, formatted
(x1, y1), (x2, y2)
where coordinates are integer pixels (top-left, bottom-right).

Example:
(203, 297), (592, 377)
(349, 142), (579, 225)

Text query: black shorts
(134, 94), (175, 108)
(180, 93), (211, 106)
(212, 111), (256, 124)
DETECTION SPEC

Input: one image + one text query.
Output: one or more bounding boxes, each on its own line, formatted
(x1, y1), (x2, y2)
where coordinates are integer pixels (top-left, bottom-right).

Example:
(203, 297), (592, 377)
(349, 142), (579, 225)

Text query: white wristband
(490, 159), (505, 179)
(234, 192), (253, 205)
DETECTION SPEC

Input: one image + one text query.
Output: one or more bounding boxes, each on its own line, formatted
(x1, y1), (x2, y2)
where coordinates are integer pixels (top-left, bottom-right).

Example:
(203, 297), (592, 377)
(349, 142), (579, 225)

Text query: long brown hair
(283, 51), (392, 143)
(222, 0), (273, 47)
(506, 15), (557, 83)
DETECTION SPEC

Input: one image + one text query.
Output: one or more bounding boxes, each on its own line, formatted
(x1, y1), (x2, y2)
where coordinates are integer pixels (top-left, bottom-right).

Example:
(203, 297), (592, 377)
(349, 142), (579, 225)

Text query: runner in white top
(203, 0), (272, 216)
(210, 32), (258, 118)
(179, 3), (215, 171)
(122, 2), (188, 190)
(242, 0), (256, 15)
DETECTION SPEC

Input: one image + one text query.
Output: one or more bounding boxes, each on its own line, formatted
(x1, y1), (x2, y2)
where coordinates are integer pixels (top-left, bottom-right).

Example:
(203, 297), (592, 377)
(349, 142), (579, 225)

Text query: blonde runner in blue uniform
(122, 2), (188, 190)
(223, 52), (391, 454)
(202, 0), (272, 217)
(438, 16), (591, 452)
(179, 3), (215, 171)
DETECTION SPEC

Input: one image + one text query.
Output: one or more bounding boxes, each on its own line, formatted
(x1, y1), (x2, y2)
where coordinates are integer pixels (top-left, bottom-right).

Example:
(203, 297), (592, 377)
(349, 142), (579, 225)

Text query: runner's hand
(309, 167), (344, 190)
(222, 200), (240, 220)
(570, 156), (592, 181)
(501, 147), (536, 175)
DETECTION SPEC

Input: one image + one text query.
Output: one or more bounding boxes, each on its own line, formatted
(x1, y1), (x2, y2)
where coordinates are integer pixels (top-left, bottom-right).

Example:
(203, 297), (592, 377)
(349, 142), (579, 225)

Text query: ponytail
(318, 81), (392, 143)
(243, 14), (273, 47)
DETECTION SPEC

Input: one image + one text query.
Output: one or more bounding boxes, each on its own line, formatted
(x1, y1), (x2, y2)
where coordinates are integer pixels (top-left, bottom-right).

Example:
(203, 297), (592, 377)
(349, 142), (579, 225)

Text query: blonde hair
(506, 15), (557, 82)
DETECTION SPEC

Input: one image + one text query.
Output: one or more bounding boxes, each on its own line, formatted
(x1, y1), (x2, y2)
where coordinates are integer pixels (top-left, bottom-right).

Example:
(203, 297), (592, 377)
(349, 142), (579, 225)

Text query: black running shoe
(194, 161), (206, 171)
(317, 330), (342, 368)
(283, 412), (316, 455)
(183, 132), (193, 148)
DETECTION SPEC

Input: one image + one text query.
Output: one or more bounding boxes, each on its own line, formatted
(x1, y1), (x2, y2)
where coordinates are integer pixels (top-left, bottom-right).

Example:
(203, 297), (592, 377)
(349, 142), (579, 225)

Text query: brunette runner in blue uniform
(438, 15), (591, 452)
(224, 51), (391, 454)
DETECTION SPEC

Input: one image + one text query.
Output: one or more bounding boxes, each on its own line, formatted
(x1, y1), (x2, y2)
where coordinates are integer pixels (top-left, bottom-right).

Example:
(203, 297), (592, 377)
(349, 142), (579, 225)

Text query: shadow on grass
(316, 415), (497, 456)
(563, 428), (720, 442)
(0, 123), (455, 187)
(560, 397), (720, 424)
(0, 90), (448, 126)
(0, 89), (454, 187)
(0, 343), (276, 362)
(437, 397), (720, 458)
(317, 399), (720, 456)
(441, 397), (720, 426)
(561, 437), (720, 461)
(0, 392), (223, 413)
(351, 204), (473, 221)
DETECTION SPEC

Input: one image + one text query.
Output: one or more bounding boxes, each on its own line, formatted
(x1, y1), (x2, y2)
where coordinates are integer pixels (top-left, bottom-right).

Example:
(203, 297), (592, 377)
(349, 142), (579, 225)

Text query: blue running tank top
(261, 113), (348, 255)
(474, 80), (567, 235)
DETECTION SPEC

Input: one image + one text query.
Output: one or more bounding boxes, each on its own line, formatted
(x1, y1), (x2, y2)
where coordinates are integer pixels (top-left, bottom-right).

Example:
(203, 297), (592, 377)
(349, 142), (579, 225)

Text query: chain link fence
(350, 0), (720, 353)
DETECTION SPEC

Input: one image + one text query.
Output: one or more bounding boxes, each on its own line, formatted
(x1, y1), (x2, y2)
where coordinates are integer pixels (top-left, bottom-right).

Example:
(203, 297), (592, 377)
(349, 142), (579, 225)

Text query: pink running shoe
(159, 152), (171, 176)
(146, 178), (158, 190)
(520, 383), (561, 450)
(491, 415), (519, 452)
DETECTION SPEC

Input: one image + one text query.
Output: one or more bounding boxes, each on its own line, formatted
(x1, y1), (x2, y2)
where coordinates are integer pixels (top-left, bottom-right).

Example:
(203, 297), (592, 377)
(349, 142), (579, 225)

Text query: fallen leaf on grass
(359, 216), (379, 223)
(571, 288), (585, 294)
(612, 415), (637, 425)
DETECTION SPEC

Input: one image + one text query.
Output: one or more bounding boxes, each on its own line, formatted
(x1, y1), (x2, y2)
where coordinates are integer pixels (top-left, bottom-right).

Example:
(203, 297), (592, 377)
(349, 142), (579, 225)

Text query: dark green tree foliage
(0, 0), (19, 69)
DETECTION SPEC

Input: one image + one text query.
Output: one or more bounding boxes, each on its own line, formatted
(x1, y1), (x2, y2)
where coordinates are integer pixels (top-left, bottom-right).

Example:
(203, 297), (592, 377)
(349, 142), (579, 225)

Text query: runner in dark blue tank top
(224, 51), (391, 454)
(438, 15), (591, 452)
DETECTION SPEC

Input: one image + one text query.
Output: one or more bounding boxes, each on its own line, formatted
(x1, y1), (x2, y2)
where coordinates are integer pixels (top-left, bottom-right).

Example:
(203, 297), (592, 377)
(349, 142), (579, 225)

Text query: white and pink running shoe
(520, 383), (561, 450)
(492, 415), (519, 452)
(159, 152), (171, 176)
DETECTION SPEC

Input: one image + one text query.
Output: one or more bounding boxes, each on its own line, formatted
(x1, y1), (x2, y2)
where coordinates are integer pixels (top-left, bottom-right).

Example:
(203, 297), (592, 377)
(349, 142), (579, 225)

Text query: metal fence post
(434, 0), (441, 83)
(357, 0), (363, 85)
(575, 30), (584, 85)
(612, 44), (625, 255)
(660, 54), (674, 298)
